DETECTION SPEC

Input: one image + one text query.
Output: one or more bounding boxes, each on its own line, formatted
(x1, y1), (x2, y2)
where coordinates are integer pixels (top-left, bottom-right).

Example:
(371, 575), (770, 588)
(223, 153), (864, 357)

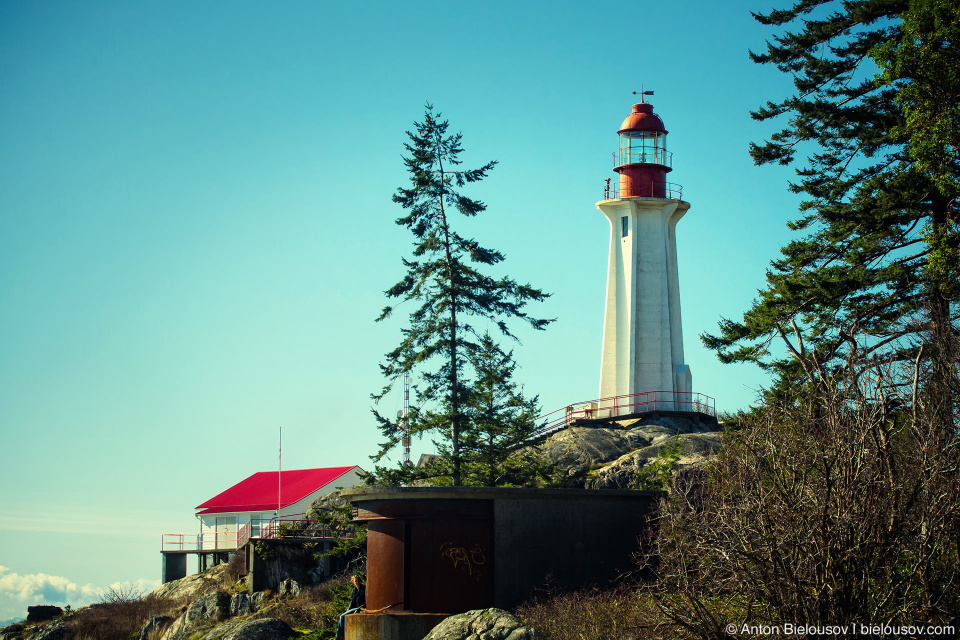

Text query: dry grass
(63, 595), (178, 640)
(221, 551), (247, 587)
(517, 586), (677, 640)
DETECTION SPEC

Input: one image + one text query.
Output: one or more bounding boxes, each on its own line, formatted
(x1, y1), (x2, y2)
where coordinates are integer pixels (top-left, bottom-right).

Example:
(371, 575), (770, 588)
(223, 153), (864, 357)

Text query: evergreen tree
(457, 333), (554, 487)
(704, 0), (959, 425)
(372, 105), (552, 486)
(385, 333), (558, 487)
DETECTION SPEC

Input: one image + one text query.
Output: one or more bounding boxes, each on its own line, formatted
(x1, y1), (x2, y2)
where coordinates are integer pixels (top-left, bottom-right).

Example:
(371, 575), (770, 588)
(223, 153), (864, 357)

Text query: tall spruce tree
(704, 0), (959, 425)
(373, 105), (552, 486)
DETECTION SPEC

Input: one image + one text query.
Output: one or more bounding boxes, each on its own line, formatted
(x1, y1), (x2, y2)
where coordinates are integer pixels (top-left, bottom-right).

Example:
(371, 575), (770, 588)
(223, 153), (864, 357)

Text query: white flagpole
(278, 426), (282, 518)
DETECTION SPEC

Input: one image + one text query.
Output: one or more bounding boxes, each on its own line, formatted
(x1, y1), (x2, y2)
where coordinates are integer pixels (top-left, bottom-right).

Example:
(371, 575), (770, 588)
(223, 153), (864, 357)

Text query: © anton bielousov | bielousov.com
(730, 623), (957, 636)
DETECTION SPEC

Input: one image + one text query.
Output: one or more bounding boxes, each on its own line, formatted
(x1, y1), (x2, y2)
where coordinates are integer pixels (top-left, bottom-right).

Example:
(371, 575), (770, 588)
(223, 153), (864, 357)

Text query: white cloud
(0, 565), (99, 607)
(0, 566), (158, 620)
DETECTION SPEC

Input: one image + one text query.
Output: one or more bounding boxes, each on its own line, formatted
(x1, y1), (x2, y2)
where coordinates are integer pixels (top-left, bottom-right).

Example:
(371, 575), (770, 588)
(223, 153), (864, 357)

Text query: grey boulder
(229, 592), (265, 617)
(220, 619), (296, 640)
(423, 608), (537, 640)
(277, 578), (301, 598)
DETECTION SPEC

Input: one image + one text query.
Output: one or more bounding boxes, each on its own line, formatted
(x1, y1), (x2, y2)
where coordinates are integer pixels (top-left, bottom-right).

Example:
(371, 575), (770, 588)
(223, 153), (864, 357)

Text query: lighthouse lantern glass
(618, 131), (668, 167)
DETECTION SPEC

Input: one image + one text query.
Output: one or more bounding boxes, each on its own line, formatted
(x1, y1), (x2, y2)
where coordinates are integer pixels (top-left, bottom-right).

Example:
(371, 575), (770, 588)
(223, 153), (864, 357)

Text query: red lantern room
(613, 101), (676, 199)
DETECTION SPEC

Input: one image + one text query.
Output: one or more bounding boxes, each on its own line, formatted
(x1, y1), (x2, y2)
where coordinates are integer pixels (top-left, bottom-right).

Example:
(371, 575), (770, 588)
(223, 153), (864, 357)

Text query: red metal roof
(195, 466), (359, 514)
(618, 102), (667, 134)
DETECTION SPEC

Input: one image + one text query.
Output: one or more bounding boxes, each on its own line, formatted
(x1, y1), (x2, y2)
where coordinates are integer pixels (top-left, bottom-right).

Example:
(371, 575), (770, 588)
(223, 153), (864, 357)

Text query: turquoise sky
(1, 0), (804, 620)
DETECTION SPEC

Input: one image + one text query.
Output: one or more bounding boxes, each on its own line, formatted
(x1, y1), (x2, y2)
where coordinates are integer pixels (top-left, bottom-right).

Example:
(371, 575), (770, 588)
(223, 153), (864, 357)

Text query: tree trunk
(436, 133), (461, 486)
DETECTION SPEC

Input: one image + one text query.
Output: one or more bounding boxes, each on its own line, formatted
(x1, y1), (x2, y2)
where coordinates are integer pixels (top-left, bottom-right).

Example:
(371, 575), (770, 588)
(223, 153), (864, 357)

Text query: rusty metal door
(365, 519), (405, 611)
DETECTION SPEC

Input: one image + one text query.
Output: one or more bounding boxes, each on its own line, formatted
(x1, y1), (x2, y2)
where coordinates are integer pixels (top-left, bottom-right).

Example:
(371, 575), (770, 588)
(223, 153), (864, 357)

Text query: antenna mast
(402, 372), (411, 464)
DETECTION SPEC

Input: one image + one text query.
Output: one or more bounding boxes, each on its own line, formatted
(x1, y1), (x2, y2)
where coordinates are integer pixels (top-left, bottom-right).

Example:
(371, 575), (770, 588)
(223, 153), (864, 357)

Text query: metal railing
(161, 531), (239, 552)
(528, 390), (716, 442)
(163, 513), (357, 552)
(614, 147), (672, 169)
(236, 517), (265, 550)
(603, 179), (683, 200)
(257, 514), (357, 543)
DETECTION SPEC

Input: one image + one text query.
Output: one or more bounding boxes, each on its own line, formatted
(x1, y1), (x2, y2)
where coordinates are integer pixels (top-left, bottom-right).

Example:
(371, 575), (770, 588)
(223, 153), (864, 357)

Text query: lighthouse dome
(618, 102), (667, 134)
(612, 100), (675, 198)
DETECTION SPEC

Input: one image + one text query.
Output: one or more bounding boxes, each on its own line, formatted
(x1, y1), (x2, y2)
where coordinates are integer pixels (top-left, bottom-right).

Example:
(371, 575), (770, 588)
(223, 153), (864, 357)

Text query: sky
(0, 0), (808, 621)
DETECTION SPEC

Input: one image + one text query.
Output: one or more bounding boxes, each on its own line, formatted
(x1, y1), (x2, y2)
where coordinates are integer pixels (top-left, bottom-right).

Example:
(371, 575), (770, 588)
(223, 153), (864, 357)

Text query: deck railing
(162, 513), (357, 552)
(161, 532), (238, 552)
(528, 390), (715, 442)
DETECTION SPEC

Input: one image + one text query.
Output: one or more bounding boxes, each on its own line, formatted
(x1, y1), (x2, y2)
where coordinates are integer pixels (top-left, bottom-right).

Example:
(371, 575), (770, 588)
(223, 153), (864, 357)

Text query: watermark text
(726, 622), (955, 636)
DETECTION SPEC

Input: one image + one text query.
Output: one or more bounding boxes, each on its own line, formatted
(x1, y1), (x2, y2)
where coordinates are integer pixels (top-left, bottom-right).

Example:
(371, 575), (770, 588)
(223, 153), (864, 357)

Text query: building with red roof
(161, 465), (365, 583)
(191, 465), (365, 551)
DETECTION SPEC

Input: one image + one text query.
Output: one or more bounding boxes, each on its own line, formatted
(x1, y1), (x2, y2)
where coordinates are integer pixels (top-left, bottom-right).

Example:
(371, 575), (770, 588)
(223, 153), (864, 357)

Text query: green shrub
(255, 575), (353, 638)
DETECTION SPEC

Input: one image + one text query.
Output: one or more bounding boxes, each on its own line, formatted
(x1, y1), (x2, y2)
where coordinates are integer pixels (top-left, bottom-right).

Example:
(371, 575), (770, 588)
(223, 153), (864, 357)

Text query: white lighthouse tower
(596, 99), (692, 417)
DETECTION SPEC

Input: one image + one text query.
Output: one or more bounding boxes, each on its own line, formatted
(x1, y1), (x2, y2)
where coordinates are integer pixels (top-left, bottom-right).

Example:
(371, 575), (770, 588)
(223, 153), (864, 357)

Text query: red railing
(236, 516), (269, 550)
(163, 513), (356, 552)
(602, 179), (683, 200)
(528, 390), (715, 441)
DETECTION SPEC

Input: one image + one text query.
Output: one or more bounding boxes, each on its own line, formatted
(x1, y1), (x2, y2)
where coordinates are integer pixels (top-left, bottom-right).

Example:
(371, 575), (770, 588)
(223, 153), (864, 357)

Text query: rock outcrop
(161, 617), (295, 640)
(229, 592), (265, 617)
(530, 415), (721, 488)
(422, 608), (537, 640)
(0, 623), (23, 640)
(537, 427), (637, 469)
(160, 587), (229, 640)
(16, 623), (65, 640)
(151, 563), (230, 602)
(586, 431), (722, 489)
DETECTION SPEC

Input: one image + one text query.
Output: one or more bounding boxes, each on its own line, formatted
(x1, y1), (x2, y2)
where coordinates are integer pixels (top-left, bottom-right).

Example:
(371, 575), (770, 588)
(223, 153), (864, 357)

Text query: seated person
(335, 574), (365, 640)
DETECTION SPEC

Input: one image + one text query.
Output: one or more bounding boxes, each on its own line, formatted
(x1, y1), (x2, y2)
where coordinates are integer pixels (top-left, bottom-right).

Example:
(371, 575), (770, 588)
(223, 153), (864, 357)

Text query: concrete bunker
(343, 485), (661, 637)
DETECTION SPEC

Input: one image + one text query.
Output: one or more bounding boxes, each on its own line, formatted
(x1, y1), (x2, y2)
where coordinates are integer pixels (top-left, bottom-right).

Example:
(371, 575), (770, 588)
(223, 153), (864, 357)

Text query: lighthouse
(596, 99), (692, 416)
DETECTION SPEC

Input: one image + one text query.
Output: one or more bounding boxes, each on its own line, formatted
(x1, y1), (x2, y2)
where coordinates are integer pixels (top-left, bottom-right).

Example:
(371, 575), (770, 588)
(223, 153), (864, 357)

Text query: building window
(621, 216), (628, 237)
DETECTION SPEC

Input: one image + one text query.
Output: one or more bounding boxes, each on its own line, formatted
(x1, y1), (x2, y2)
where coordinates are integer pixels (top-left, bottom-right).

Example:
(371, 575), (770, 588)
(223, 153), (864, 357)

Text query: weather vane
(633, 87), (655, 101)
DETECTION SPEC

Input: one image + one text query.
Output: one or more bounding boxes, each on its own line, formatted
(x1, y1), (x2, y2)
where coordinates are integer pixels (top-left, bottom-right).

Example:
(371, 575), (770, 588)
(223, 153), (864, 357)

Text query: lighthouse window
(621, 216), (628, 237)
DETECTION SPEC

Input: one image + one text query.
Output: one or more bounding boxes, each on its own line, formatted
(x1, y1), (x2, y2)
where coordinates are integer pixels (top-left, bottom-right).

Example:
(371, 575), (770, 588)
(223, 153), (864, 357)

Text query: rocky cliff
(529, 414), (721, 489)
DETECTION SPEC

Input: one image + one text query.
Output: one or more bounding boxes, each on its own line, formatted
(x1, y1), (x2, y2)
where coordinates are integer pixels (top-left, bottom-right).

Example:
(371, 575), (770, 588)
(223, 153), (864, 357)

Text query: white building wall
(596, 197), (692, 415)
(198, 513), (242, 550)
